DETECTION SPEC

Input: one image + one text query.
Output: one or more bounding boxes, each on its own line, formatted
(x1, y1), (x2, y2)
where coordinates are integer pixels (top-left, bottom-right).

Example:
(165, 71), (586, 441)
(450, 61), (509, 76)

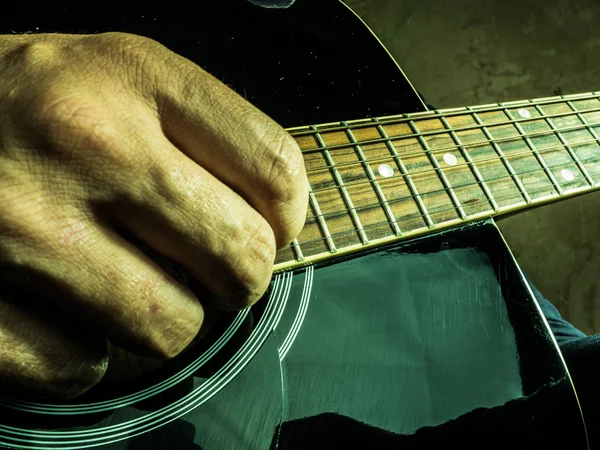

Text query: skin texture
(0, 32), (308, 399)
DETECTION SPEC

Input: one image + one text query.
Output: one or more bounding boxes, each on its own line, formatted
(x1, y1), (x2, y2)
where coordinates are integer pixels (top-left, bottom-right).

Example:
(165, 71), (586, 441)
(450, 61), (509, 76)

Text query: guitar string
(307, 135), (600, 197)
(303, 167), (588, 228)
(291, 95), (600, 249)
(293, 154), (600, 249)
(289, 93), (600, 137)
(289, 93), (600, 136)
(303, 151), (598, 223)
(305, 172), (564, 226)
(291, 106), (600, 249)
(297, 105), (600, 156)
(302, 119), (600, 175)
(296, 177), (582, 250)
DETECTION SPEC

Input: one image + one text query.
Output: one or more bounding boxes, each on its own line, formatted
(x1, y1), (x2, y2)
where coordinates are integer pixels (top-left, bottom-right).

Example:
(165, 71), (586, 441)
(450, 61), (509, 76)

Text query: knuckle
(0, 185), (95, 268)
(224, 220), (276, 309)
(128, 162), (195, 221)
(2, 39), (137, 175)
(25, 86), (135, 176)
(31, 87), (115, 145)
(3, 38), (62, 72)
(254, 124), (308, 245)
(262, 127), (305, 204)
(91, 32), (166, 91)
(37, 351), (108, 400)
(146, 163), (189, 207)
(96, 32), (165, 56)
(122, 273), (203, 359)
(152, 309), (203, 359)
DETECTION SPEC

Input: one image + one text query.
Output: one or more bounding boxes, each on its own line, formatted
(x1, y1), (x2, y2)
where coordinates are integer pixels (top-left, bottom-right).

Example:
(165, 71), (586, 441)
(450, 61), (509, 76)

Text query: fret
(318, 126), (400, 242)
(563, 98), (600, 183)
(439, 115), (500, 212)
(506, 104), (589, 193)
(482, 106), (559, 199)
(291, 238), (305, 262)
(468, 109), (532, 204)
(373, 119), (435, 228)
(502, 108), (564, 195)
(289, 93), (600, 139)
(297, 108), (600, 158)
(308, 186), (337, 253)
(566, 100), (600, 148)
(342, 122), (402, 237)
(310, 126), (369, 245)
(274, 92), (600, 273)
(442, 113), (526, 210)
(532, 103), (594, 187)
(407, 119), (467, 220)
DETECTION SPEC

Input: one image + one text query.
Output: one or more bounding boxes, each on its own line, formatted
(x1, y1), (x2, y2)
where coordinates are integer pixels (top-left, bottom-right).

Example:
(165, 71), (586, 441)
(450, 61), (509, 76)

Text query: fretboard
(274, 92), (600, 272)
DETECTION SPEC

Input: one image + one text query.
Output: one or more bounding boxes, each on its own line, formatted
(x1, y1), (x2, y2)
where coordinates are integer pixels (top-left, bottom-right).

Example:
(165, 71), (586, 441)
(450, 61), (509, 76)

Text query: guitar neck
(274, 91), (600, 271)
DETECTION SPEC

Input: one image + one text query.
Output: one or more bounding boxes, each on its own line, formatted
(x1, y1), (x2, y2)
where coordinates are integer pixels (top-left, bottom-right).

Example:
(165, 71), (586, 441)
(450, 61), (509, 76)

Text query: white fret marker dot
(518, 108), (531, 118)
(561, 169), (575, 181)
(443, 153), (458, 166)
(378, 164), (394, 178)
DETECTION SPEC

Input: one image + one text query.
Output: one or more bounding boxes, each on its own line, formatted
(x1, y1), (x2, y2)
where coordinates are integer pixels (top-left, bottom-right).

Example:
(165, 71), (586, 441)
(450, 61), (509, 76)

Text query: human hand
(0, 32), (308, 399)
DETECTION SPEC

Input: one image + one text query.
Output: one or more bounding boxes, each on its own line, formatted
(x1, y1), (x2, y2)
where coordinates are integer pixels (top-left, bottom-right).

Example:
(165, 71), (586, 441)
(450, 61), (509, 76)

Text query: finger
(152, 53), (309, 248)
(5, 213), (205, 359)
(0, 288), (108, 400)
(112, 134), (276, 310)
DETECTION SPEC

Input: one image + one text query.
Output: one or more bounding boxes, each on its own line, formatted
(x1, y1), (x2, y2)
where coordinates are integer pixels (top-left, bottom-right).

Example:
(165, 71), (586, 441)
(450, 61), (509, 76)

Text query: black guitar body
(0, 1), (589, 449)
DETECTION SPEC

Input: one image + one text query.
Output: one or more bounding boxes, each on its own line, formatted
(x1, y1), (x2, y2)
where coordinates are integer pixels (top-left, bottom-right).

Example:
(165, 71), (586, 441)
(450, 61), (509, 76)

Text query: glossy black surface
(0, 1), (588, 448)
(272, 221), (587, 448)
(0, 221), (587, 449)
(3, 1), (425, 128)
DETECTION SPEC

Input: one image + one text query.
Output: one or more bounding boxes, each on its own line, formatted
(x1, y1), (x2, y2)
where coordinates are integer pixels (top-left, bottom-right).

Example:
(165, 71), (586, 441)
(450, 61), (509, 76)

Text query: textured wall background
(344, 0), (600, 335)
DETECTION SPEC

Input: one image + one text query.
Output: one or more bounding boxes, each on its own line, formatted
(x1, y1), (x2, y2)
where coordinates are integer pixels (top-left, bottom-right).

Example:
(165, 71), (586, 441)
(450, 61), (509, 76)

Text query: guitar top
(0, 1), (590, 449)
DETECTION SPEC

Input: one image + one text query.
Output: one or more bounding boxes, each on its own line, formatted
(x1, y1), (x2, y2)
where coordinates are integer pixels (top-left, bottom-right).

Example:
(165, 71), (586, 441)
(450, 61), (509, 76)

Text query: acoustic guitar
(0, 1), (594, 448)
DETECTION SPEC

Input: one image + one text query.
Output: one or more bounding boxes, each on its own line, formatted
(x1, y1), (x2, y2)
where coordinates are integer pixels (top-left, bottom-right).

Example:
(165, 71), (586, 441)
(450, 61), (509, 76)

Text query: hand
(0, 32), (308, 399)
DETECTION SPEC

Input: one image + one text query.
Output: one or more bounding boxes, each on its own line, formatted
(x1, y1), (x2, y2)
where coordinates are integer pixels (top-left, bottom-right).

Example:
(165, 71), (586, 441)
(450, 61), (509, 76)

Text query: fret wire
(342, 121), (402, 237)
(299, 183), (524, 248)
(301, 181), (519, 246)
(307, 132), (600, 206)
(299, 107), (600, 155)
(299, 151), (600, 248)
(566, 100), (600, 167)
(407, 119), (467, 220)
(308, 125), (600, 207)
(290, 93), (600, 137)
(503, 108), (563, 195)
(291, 238), (305, 262)
(373, 118), (435, 228)
(308, 185), (337, 253)
(305, 125), (600, 177)
(310, 137), (599, 196)
(533, 103), (594, 186)
(468, 108), (532, 204)
(303, 150), (600, 224)
(310, 125), (369, 245)
(438, 115), (500, 212)
(307, 163), (525, 222)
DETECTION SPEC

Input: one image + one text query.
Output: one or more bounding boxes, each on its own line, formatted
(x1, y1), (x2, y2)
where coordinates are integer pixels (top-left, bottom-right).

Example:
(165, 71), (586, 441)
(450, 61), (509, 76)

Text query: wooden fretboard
(274, 92), (600, 272)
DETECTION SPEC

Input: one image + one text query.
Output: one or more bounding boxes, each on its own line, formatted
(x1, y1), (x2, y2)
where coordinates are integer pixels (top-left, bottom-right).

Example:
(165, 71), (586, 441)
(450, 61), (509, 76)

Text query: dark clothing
(529, 281), (599, 448)
(528, 280), (587, 345)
